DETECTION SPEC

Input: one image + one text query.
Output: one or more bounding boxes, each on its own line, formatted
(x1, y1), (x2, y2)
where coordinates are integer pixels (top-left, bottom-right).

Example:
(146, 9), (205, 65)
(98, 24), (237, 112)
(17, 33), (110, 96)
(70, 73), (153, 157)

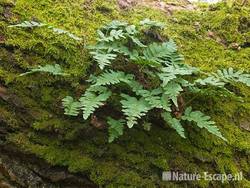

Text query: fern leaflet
(90, 51), (117, 69)
(195, 76), (225, 87)
(214, 68), (250, 86)
(182, 107), (226, 141)
(9, 21), (47, 28)
(98, 29), (125, 42)
(161, 112), (186, 138)
(20, 64), (68, 76)
(80, 88), (111, 120)
(140, 18), (165, 29)
(62, 96), (81, 116)
(159, 65), (197, 86)
(120, 94), (151, 128)
(90, 70), (134, 86)
(107, 117), (125, 143)
(163, 81), (183, 107)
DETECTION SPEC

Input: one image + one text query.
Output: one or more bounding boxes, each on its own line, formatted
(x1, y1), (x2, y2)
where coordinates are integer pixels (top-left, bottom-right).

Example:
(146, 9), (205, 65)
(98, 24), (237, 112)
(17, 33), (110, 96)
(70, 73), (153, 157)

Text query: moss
(0, 107), (18, 128)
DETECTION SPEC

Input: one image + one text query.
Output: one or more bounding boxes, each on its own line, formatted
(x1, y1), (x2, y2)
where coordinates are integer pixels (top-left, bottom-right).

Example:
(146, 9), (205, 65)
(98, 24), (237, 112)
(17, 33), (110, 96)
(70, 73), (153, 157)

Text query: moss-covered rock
(0, 1), (249, 187)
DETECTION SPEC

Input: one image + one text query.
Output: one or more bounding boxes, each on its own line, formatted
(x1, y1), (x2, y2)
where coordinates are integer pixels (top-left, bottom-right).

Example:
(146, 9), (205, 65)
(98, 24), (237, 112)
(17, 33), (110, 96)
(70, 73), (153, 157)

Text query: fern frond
(195, 76), (225, 87)
(90, 70), (134, 86)
(161, 94), (172, 112)
(125, 25), (137, 35)
(90, 51), (117, 69)
(159, 65), (197, 87)
(9, 21), (82, 41)
(107, 117), (125, 143)
(98, 29), (125, 42)
(163, 81), (183, 107)
(62, 96), (81, 116)
(101, 20), (128, 31)
(214, 68), (250, 86)
(161, 112), (186, 138)
(141, 40), (183, 66)
(182, 107), (226, 141)
(129, 81), (171, 111)
(140, 18), (165, 29)
(120, 94), (151, 128)
(50, 27), (82, 41)
(9, 21), (47, 28)
(20, 64), (68, 76)
(80, 88), (111, 120)
(141, 42), (169, 65)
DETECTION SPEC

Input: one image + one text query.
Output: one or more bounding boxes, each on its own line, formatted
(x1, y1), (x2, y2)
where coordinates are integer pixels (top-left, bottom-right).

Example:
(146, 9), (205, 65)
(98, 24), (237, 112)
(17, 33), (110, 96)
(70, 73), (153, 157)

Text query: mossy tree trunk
(0, 0), (250, 187)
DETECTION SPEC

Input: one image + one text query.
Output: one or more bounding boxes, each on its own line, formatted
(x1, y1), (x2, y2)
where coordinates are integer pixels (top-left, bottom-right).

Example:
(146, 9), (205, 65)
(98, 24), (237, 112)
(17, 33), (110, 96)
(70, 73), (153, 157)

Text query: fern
(98, 29), (126, 42)
(130, 85), (171, 111)
(107, 117), (125, 143)
(195, 68), (250, 88)
(90, 70), (134, 86)
(120, 94), (151, 128)
(140, 18), (165, 29)
(19, 19), (250, 143)
(20, 64), (68, 76)
(161, 112), (186, 138)
(159, 65), (197, 87)
(182, 107), (226, 141)
(90, 51), (117, 69)
(214, 68), (250, 86)
(163, 81), (183, 107)
(62, 96), (81, 116)
(9, 21), (82, 41)
(137, 89), (162, 108)
(49, 27), (82, 41)
(141, 42), (170, 65)
(195, 76), (225, 87)
(79, 88), (111, 120)
(140, 40), (183, 66)
(9, 21), (47, 28)
(101, 20), (128, 31)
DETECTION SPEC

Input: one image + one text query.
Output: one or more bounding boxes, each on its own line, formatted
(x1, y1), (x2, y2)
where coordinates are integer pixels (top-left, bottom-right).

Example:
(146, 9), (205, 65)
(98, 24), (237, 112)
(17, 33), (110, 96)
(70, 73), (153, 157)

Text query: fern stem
(184, 95), (199, 107)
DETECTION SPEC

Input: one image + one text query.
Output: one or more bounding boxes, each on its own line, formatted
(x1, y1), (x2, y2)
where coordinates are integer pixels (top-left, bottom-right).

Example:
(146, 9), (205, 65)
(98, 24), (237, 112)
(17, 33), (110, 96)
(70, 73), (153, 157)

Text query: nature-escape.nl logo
(162, 171), (243, 183)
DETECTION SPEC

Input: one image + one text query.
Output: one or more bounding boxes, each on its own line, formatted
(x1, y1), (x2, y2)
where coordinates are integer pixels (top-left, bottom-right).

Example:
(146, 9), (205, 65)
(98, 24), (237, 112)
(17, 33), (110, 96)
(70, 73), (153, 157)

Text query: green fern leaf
(163, 81), (183, 107)
(90, 70), (134, 86)
(159, 65), (197, 86)
(50, 27), (82, 41)
(20, 64), (68, 76)
(62, 96), (81, 116)
(215, 68), (250, 86)
(120, 94), (151, 128)
(141, 40), (183, 66)
(142, 42), (169, 65)
(134, 88), (162, 108)
(101, 20), (128, 31)
(161, 112), (186, 138)
(161, 94), (172, 112)
(195, 76), (225, 87)
(107, 117), (125, 143)
(90, 51), (117, 69)
(140, 18), (165, 29)
(182, 107), (226, 141)
(130, 36), (146, 47)
(9, 21), (47, 28)
(9, 21), (82, 41)
(129, 81), (171, 111)
(98, 29), (125, 42)
(80, 88), (111, 120)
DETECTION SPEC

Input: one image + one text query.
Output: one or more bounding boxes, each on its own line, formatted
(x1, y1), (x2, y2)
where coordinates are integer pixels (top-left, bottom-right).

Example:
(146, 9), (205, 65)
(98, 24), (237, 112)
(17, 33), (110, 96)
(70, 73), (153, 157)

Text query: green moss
(0, 107), (18, 128)
(1, 1), (250, 187)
